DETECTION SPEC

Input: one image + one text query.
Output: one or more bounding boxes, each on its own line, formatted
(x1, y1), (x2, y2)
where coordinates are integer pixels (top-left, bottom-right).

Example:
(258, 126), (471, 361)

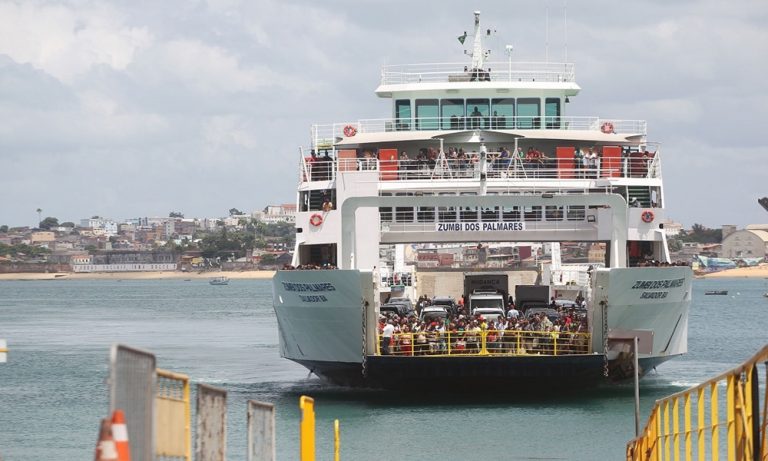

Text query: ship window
(491, 98), (515, 129)
(395, 192), (414, 222)
(416, 193), (435, 223)
(517, 98), (540, 129)
(415, 99), (439, 130)
(502, 205), (521, 221)
(441, 99), (465, 130)
(481, 205), (499, 222)
(395, 100), (411, 131)
(545, 205), (564, 221)
(300, 191), (310, 212)
(438, 192), (457, 222)
(545, 98), (561, 129)
(566, 205), (586, 221)
(523, 205), (542, 221)
(379, 192), (393, 223)
(459, 192), (478, 222)
(466, 99), (489, 129)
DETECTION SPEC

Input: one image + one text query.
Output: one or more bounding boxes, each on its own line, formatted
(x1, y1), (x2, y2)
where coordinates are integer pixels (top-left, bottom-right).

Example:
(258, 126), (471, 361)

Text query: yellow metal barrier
(626, 344), (768, 461)
(300, 396), (316, 461)
(376, 329), (591, 357)
(334, 419), (340, 461)
(156, 368), (191, 461)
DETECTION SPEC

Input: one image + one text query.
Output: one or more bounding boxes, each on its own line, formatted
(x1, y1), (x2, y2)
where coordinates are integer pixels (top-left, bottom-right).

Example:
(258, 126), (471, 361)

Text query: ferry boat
(272, 12), (692, 389)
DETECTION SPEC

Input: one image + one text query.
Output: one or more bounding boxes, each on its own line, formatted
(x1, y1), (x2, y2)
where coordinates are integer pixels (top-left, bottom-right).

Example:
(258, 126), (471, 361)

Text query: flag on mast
(458, 32), (467, 45)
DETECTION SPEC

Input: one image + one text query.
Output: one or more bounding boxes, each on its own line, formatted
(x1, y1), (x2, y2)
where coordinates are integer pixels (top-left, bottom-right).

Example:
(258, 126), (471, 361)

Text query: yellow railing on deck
(376, 328), (591, 357)
(156, 368), (191, 461)
(626, 344), (768, 461)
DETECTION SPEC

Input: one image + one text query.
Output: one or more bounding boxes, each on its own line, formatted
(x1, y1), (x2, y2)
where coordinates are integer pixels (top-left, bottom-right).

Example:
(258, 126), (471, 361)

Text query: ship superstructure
(272, 12), (692, 389)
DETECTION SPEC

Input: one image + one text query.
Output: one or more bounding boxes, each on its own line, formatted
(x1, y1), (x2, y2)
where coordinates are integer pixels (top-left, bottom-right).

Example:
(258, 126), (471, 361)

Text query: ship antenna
(564, 1), (568, 62)
(545, 2), (550, 62)
(471, 11), (484, 69)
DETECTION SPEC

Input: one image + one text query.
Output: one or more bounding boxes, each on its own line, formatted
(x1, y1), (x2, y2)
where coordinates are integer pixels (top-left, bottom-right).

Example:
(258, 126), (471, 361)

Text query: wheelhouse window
(466, 98), (490, 129)
(395, 100), (411, 131)
(517, 98), (541, 129)
(415, 99), (439, 130)
(441, 99), (464, 130)
(545, 98), (561, 129)
(491, 98), (514, 129)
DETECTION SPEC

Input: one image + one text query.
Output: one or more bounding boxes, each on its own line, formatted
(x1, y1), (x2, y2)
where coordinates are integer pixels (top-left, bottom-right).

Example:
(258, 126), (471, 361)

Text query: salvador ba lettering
(281, 281), (336, 303)
(631, 278), (685, 300)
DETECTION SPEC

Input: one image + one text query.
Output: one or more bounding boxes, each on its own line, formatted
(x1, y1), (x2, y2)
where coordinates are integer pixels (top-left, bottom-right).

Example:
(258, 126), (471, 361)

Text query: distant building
(662, 220), (683, 237)
(720, 227), (768, 259)
(260, 204), (296, 224)
(80, 218), (118, 236)
(72, 250), (177, 272)
(30, 231), (55, 243)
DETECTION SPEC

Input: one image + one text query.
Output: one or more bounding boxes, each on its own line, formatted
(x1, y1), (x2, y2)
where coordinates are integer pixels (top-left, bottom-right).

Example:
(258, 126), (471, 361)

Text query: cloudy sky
(1, 0), (766, 228)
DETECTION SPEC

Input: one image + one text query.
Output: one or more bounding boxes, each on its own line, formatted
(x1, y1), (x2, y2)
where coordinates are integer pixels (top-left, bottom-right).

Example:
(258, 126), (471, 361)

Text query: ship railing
(626, 343), (768, 461)
(376, 329), (591, 357)
(311, 116), (647, 144)
(299, 151), (662, 184)
(379, 61), (576, 85)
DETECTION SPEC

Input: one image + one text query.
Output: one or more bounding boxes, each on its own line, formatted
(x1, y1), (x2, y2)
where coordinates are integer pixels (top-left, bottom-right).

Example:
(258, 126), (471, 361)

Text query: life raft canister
(343, 125), (357, 137)
(600, 121), (615, 134)
(641, 210), (655, 223)
(309, 213), (323, 226)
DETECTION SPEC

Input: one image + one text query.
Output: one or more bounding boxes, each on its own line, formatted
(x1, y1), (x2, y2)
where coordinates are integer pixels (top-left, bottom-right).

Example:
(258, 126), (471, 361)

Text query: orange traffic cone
(94, 418), (118, 461)
(111, 410), (131, 461)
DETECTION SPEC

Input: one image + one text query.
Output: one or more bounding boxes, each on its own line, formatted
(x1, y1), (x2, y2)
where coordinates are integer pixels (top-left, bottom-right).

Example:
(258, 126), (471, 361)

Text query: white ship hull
(272, 266), (692, 388)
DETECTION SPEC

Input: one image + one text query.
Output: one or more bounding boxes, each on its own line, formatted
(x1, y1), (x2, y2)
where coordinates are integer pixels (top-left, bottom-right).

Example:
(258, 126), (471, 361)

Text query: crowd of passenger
(378, 295), (590, 357)
(281, 263), (338, 270)
(304, 145), (656, 182)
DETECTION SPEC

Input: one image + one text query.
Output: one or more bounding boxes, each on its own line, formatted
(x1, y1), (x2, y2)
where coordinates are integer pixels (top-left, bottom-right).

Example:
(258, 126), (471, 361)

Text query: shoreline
(698, 264), (768, 279)
(0, 270), (276, 281)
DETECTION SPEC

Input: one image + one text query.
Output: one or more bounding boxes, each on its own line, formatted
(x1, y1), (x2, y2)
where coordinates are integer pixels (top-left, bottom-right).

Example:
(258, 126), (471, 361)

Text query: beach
(701, 263), (768, 279)
(0, 270), (275, 281)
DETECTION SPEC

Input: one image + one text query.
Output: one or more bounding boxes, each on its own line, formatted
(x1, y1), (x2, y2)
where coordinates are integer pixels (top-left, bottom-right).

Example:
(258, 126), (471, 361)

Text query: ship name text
(435, 222), (525, 232)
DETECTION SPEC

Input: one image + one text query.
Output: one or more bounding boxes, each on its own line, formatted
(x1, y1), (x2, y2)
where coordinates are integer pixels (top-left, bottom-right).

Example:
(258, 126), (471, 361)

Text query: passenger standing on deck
(381, 320), (395, 355)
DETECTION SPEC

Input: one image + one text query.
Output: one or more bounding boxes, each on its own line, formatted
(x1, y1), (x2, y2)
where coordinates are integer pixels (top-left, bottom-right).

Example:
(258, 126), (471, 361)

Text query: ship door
(298, 243), (337, 268)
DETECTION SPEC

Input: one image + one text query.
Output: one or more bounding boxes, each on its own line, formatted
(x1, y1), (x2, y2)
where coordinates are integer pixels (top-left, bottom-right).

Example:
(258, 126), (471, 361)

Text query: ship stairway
(308, 190), (327, 210)
(627, 186), (652, 207)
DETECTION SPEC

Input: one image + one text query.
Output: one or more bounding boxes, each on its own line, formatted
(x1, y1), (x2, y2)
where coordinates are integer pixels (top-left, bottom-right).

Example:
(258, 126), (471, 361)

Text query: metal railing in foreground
(626, 344), (768, 461)
(376, 329), (591, 357)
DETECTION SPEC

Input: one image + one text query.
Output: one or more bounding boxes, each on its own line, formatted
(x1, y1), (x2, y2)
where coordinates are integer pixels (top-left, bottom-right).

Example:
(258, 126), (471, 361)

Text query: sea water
(0, 277), (765, 460)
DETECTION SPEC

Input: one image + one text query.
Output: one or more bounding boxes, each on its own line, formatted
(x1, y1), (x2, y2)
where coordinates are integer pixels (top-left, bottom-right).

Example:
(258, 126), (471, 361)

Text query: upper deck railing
(380, 61), (575, 85)
(311, 116), (648, 148)
(300, 151), (662, 185)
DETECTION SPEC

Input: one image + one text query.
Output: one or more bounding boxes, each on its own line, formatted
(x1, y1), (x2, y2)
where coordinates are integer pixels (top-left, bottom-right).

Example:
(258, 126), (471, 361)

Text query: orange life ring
(641, 210), (654, 223)
(343, 125), (357, 137)
(309, 213), (323, 226)
(600, 122), (615, 134)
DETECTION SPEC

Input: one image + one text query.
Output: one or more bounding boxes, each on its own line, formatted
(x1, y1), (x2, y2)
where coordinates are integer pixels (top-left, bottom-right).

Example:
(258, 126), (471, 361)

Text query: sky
(0, 0), (766, 229)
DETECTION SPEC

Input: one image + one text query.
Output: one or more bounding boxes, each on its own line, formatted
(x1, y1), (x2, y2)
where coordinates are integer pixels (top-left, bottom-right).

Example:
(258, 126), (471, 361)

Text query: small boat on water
(704, 290), (728, 295)
(209, 276), (229, 285)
